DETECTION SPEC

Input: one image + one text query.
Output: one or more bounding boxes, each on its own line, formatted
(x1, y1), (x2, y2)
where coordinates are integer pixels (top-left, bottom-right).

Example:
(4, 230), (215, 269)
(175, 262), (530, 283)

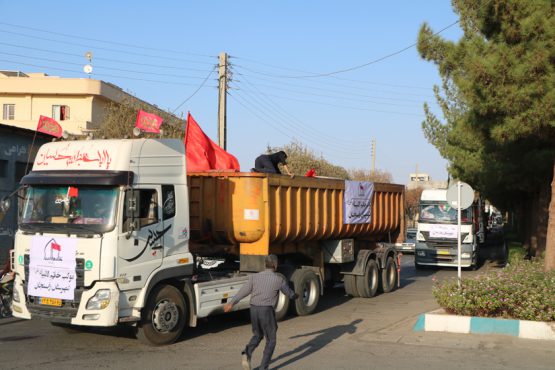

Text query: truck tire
(274, 273), (290, 321)
(380, 257), (397, 293)
(343, 274), (359, 297)
(136, 284), (186, 346)
(356, 259), (379, 298)
(291, 269), (320, 316)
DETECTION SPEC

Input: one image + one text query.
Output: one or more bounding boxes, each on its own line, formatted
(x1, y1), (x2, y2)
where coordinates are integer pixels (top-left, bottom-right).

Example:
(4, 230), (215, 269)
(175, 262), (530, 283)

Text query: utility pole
(371, 139), (376, 175)
(218, 52), (228, 150)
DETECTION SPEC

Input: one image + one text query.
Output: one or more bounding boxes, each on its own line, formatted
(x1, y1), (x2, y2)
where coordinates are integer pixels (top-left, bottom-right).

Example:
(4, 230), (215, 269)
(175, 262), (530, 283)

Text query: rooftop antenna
(83, 51), (93, 78)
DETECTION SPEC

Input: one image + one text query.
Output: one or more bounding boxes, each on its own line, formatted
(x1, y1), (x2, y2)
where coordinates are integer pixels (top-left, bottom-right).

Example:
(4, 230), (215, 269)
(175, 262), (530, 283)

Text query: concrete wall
(0, 126), (50, 265)
(1, 94), (96, 133)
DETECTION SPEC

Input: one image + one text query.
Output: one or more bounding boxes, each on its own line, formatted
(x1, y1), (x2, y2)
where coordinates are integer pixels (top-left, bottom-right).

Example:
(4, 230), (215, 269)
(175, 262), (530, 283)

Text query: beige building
(0, 70), (174, 135)
(407, 172), (448, 190)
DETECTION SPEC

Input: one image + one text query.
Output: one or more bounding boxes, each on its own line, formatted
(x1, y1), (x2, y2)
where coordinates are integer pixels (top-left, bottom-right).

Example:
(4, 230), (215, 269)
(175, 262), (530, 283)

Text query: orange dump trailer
(188, 172), (405, 315)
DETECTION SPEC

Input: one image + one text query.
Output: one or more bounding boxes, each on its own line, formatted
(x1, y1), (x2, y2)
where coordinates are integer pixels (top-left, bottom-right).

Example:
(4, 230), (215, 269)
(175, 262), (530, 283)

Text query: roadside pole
(447, 181), (474, 289)
(457, 181), (462, 287)
(217, 52), (228, 150)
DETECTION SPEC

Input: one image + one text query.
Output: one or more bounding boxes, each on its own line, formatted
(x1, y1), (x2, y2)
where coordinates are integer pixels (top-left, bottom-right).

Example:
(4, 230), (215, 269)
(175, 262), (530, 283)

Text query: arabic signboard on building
(28, 236), (77, 300)
(343, 181), (374, 224)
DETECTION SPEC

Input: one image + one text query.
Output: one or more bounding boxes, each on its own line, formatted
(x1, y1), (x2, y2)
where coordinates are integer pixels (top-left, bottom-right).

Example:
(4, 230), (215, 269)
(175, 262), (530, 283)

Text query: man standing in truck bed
(224, 254), (297, 370)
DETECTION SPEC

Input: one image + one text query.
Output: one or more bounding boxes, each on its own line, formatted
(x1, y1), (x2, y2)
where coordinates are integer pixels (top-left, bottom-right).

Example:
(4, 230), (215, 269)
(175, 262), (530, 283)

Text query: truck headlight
(463, 233), (473, 243)
(86, 289), (111, 310)
(12, 285), (20, 303)
(417, 232), (425, 241)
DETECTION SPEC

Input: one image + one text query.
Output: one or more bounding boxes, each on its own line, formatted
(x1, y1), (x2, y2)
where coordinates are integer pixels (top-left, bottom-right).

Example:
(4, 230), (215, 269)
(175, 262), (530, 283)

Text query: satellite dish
(133, 127), (142, 137)
(85, 51), (93, 61)
(83, 64), (93, 74)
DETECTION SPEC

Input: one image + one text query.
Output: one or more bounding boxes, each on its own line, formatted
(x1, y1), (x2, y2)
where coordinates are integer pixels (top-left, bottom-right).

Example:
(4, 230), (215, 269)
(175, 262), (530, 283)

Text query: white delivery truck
(414, 188), (485, 269)
(4, 138), (404, 345)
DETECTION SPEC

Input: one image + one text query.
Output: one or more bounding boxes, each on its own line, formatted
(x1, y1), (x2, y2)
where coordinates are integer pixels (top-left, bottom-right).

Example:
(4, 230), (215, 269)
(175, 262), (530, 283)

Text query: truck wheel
(136, 284), (186, 346)
(343, 274), (359, 297)
(380, 257), (397, 293)
(291, 269), (320, 316)
(356, 259), (378, 298)
(274, 273), (290, 321)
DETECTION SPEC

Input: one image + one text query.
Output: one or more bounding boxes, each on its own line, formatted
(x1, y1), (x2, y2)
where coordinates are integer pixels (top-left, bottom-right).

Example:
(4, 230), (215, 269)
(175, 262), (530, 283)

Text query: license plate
(402, 246), (413, 250)
(437, 250), (450, 255)
(40, 297), (62, 307)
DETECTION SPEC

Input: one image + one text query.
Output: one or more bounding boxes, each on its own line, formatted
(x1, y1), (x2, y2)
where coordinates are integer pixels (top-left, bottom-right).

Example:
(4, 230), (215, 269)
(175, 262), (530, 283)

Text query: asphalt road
(1, 244), (553, 370)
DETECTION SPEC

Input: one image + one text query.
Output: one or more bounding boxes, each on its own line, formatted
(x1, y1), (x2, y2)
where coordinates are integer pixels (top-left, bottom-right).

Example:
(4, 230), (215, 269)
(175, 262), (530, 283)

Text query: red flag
(67, 186), (79, 198)
(135, 110), (163, 133)
(37, 115), (62, 138)
(185, 113), (240, 172)
(305, 168), (316, 177)
(51, 243), (61, 251)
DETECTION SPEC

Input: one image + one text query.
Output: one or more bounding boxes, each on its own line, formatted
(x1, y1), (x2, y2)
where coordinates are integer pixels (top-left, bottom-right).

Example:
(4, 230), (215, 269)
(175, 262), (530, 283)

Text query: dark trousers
(244, 305), (277, 370)
(253, 155), (279, 174)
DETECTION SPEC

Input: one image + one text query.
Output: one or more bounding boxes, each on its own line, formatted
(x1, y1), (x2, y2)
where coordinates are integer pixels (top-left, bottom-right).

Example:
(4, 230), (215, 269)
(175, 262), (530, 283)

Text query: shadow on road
(270, 319), (362, 369)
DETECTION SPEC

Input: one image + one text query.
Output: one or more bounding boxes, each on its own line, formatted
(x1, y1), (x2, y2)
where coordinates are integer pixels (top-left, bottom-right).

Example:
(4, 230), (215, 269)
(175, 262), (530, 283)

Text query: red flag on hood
(185, 113), (240, 172)
(37, 115), (63, 138)
(135, 110), (163, 133)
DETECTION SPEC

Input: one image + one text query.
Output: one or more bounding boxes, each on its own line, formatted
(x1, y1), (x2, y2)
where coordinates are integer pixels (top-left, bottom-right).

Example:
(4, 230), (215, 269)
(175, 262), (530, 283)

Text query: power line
(0, 41), (215, 72)
(0, 21), (216, 59)
(234, 85), (369, 154)
(232, 78), (423, 109)
(233, 65), (435, 99)
(250, 90), (424, 117)
(0, 28), (216, 65)
(233, 62), (432, 91)
(0, 51), (217, 80)
(172, 66), (217, 113)
(0, 58), (219, 87)
(229, 92), (365, 161)
(233, 20), (460, 79)
(234, 75), (370, 149)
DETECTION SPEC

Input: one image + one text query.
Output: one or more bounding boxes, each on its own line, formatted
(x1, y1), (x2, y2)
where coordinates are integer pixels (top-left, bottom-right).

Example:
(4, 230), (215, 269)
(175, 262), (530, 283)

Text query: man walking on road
(224, 254), (298, 370)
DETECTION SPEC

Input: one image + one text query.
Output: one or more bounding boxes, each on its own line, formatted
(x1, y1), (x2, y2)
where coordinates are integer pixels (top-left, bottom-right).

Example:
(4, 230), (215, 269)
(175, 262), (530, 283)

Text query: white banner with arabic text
(344, 181), (374, 224)
(28, 236), (77, 300)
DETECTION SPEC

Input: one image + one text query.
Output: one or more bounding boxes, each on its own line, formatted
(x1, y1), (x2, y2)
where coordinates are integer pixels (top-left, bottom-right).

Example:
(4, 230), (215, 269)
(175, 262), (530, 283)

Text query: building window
(15, 161), (31, 183)
(0, 160), (7, 177)
(3, 104), (15, 120)
(52, 105), (70, 121)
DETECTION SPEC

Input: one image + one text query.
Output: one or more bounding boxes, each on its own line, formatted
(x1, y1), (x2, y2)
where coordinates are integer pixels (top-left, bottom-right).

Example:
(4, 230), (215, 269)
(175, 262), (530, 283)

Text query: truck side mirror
(0, 197), (10, 213)
(125, 189), (141, 239)
(0, 197), (10, 221)
(126, 189), (140, 219)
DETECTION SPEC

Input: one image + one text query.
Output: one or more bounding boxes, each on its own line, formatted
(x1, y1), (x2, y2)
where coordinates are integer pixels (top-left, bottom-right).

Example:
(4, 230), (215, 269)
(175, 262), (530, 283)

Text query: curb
(413, 309), (555, 341)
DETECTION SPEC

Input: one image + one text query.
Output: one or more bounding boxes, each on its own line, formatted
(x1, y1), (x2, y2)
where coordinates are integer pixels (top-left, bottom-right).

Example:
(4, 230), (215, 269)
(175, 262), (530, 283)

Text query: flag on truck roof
(135, 110), (163, 133)
(184, 113), (240, 172)
(37, 115), (62, 138)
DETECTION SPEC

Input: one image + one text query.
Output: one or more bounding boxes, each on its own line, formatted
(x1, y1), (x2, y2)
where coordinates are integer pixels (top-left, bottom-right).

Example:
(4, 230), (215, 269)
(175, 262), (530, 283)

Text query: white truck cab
(10, 139), (204, 344)
(414, 188), (480, 269)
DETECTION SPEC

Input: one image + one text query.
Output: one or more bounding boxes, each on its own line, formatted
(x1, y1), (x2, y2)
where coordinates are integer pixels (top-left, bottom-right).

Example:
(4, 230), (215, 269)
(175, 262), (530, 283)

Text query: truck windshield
(20, 185), (119, 233)
(419, 203), (473, 224)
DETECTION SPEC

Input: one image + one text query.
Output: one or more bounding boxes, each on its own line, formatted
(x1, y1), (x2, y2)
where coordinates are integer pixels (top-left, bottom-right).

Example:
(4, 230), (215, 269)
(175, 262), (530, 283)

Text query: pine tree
(417, 0), (555, 270)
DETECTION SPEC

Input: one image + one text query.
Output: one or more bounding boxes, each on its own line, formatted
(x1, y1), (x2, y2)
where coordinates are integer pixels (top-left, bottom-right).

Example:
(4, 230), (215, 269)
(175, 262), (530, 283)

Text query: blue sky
(0, 1), (462, 184)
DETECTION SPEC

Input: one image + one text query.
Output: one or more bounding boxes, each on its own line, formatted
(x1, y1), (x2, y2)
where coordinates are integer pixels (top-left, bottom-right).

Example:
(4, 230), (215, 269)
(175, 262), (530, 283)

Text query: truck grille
(420, 231), (468, 248)
(23, 254), (85, 321)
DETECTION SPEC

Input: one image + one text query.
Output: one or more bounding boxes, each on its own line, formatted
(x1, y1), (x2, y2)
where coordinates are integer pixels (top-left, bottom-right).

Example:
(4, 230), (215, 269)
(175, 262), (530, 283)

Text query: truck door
(118, 187), (164, 291)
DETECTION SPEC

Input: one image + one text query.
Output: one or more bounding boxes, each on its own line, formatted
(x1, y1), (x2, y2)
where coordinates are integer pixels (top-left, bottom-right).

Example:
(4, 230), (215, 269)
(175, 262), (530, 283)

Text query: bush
(507, 242), (526, 264)
(432, 259), (555, 322)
